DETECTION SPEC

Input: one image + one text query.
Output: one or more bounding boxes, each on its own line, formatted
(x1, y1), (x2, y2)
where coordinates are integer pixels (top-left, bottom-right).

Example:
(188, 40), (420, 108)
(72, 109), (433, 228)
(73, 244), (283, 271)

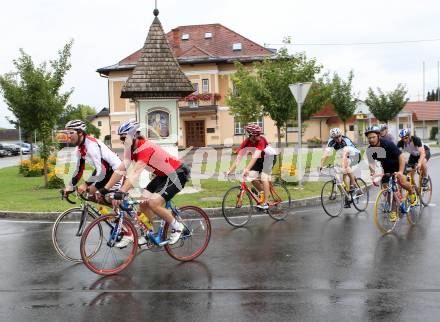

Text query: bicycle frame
(239, 179), (283, 207)
(109, 199), (189, 248)
(321, 166), (352, 199)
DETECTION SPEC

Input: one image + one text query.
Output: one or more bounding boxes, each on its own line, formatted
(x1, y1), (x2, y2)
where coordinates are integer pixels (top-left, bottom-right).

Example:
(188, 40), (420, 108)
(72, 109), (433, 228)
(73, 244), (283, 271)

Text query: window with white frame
(181, 33), (190, 40)
(192, 82), (199, 94)
(204, 32), (212, 39)
(232, 43), (242, 51)
(202, 79), (209, 93)
(234, 118), (264, 135)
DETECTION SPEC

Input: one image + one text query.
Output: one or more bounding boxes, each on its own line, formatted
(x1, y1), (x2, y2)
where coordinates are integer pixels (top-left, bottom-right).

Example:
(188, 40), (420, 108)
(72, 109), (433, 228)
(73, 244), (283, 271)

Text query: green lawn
(0, 166), (325, 211)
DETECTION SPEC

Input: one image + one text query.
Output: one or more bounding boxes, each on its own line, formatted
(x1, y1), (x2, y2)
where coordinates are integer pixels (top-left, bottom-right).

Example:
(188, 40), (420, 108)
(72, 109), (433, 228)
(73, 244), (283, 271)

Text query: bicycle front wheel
(222, 186), (254, 227)
(373, 189), (399, 234)
(321, 180), (344, 217)
(352, 178), (369, 212)
(164, 206), (211, 262)
(419, 176), (432, 206)
(267, 182), (292, 221)
(407, 188), (423, 225)
(80, 215), (138, 276)
(52, 207), (101, 263)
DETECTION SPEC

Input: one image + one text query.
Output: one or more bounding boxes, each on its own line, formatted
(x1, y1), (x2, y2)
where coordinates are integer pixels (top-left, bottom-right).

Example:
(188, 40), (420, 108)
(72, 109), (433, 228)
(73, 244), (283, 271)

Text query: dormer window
(181, 33), (190, 40)
(204, 32), (213, 39)
(232, 42), (242, 51)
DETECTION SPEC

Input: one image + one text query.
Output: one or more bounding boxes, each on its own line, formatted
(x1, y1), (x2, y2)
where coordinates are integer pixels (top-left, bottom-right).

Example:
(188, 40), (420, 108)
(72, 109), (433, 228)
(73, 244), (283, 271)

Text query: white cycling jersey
(70, 136), (121, 187)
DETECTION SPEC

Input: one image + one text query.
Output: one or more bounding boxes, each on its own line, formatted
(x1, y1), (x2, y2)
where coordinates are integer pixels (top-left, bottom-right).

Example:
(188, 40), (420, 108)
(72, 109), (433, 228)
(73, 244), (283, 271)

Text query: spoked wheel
(373, 189), (399, 234)
(267, 182), (291, 221)
(164, 206), (211, 261)
(419, 175), (432, 207)
(52, 207), (101, 263)
(222, 186), (255, 227)
(352, 178), (369, 212)
(321, 180), (344, 217)
(407, 187), (423, 225)
(80, 215), (138, 276)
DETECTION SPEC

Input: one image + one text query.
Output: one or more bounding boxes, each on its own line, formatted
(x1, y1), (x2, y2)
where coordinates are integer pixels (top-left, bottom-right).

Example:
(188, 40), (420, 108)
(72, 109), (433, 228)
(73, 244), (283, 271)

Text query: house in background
(97, 23), (280, 149)
(403, 101), (440, 140)
(88, 107), (111, 145)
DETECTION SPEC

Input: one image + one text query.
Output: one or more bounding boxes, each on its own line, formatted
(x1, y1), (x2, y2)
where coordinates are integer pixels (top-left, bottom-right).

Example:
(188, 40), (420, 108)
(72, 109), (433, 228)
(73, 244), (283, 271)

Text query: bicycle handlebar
(60, 189), (76, 204)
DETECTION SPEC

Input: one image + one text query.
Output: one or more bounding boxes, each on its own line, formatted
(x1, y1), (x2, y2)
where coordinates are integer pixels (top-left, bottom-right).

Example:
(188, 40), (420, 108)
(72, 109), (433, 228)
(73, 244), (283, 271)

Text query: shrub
(307, 137), (322, 145)
(430, 126), (438, 140)
(47, 167), (64, 189)
(19, 157), (44, 177)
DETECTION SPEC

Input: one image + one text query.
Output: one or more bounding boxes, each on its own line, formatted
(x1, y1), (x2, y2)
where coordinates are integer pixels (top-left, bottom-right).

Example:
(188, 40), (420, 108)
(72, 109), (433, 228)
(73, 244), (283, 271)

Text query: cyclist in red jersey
(98, 120), (190, 246)
(226, 123), (277, 209)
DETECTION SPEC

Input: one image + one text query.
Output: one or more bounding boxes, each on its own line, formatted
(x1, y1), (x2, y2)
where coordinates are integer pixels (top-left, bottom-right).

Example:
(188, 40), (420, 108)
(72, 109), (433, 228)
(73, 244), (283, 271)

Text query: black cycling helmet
(364, 125), (380, 136)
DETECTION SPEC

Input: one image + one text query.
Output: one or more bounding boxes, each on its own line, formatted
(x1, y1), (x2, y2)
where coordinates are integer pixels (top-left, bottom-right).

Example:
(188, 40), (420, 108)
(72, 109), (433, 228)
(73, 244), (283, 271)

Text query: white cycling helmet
(65, 119), (87, 132)
(117, 120), (141, 138)
(329, 128), (342, 138)
(378, 123), (388, 131)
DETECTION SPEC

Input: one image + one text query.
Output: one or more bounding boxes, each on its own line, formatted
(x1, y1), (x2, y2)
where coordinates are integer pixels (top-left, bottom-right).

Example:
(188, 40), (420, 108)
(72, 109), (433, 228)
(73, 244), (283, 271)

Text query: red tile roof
(403, 101), (440, 121)
(311, 104), (337, 118)
(113, 24), (274, 68)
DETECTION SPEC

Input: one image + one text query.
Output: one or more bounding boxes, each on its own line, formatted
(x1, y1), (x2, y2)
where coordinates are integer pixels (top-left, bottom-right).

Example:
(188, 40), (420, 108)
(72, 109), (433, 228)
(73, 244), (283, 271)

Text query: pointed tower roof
(121, 10), (194, 99)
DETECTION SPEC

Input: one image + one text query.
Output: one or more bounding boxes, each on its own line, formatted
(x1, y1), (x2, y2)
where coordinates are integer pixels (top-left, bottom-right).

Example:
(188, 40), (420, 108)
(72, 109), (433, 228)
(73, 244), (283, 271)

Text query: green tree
(365, 84), (409, 123)
(330, 71), (357, 133)
(227, 63), (264, 136)
(58, 104), (100, 138)
(257, 48), (324, 147)
(0, 41), (73, 187)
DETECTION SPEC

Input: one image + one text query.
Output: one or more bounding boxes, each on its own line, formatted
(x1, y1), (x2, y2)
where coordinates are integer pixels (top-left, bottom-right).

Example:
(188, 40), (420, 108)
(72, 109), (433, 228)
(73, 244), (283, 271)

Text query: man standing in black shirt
(365, 126), (418, 208)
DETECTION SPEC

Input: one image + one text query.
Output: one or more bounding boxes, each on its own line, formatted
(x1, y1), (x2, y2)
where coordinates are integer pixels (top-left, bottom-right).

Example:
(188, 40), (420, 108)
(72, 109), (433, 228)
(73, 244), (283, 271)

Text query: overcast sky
(1, 0), (440, 128)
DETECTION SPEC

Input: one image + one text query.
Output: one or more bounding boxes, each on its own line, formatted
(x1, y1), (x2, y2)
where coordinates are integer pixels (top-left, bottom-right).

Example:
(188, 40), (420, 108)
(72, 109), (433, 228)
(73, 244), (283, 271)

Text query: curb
(0, 195), (323, 220)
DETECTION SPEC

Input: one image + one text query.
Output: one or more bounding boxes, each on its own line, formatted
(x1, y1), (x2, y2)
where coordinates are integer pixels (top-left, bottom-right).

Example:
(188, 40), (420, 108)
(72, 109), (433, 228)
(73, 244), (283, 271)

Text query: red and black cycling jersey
(131, 138), (181, 177)
(70, 136), (121, 187)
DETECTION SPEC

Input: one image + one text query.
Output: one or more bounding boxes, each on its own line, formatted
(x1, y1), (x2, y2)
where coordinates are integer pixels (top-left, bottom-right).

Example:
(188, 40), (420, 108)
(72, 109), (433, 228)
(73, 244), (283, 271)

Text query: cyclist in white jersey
(62, 120), (122, 197)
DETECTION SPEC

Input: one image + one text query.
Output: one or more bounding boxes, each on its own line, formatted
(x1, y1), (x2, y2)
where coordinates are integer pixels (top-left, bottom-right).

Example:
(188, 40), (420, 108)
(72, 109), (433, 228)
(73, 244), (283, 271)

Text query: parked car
(0, 147), (8, 157)
(3, 144), (20, 156)
(15, 142), (31, 154)
(0, 144), (12, 157)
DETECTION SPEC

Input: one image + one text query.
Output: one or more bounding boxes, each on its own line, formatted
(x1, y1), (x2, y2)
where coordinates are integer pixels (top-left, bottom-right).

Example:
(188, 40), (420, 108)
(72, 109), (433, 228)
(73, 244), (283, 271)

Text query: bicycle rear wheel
(352, 178), (369, 212)
(267, 182), (291, 221)
(52, 207), (101, 263)
(321, 180), (344, 217)
(373, 189), (399, 234)
(222, 186), (254, 227)
(419, 175), (432, 206)
(164, 206), (211, 261)
(80, 215), (138, 276)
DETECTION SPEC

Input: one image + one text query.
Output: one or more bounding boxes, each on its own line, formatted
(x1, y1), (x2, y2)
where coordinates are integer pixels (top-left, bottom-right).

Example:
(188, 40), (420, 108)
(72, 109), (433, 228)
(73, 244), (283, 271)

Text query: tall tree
(227, 63), (264, 135)
(365, 84), (408, 123)
(58, 104), (101, 138)
(257, 48), (324, 147)
(0, 41), (73, 187)
(330, 71), (357, 133)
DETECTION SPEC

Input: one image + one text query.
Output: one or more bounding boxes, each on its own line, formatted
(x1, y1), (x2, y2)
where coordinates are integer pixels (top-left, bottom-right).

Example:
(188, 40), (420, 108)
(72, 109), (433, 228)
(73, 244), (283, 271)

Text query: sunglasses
(120, 136), (127, 142)
(402, 136), (409, 140)
(67, 131), (78, 136)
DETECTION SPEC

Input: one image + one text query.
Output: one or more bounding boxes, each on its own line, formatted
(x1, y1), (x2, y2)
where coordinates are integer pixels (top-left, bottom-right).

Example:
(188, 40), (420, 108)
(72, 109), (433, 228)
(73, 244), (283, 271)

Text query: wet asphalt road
(1, 158), (440, 321)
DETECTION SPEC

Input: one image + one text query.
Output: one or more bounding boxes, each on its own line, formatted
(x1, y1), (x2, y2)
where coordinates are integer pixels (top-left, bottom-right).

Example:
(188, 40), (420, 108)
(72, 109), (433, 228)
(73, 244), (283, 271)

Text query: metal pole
(18, 124), (22, 162)
(297, 85), (302, 188)
(423, 61), (426, 101)
(438, 61), (440, 143)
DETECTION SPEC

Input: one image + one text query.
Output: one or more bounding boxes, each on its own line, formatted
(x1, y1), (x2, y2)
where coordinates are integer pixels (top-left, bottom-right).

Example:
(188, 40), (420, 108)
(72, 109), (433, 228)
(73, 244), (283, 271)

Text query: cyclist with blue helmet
(98, 120), (190, 247)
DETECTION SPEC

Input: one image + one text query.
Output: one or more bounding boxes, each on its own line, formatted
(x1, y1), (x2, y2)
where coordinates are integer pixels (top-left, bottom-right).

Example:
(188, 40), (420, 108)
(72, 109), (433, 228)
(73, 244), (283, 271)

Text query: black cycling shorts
(145, 164), (190, 201)
(408, 149), (431, 167)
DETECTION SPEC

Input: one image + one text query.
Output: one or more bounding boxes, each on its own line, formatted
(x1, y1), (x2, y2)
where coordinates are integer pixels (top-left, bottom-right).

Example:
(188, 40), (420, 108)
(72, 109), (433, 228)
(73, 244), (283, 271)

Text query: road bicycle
(405, 165), (432, 207)
(52, 188), (111, 263)
(80, 196), (211, 275)
(222, 173), (292, 227)
(319, 164), (369, 217)
(373, 173), (422, 234)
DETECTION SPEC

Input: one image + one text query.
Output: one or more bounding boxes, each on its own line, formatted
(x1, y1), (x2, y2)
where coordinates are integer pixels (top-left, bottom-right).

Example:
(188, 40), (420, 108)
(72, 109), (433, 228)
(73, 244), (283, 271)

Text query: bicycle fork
(75, 203), (89, 237)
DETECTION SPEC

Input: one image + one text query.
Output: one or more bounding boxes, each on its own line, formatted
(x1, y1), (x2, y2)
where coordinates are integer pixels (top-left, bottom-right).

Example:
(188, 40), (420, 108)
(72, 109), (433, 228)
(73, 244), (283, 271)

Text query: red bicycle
(222, 175), (292, 227)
